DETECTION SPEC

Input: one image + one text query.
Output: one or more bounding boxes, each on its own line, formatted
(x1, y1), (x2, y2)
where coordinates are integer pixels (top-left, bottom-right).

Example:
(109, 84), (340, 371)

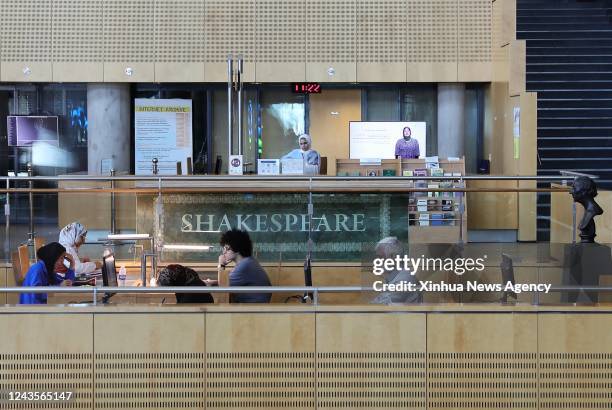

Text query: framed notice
(134, 99), (193, 175)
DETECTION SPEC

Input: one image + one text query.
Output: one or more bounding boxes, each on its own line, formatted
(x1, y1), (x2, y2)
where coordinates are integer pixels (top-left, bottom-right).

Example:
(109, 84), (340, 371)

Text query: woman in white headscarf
(58, 222), (101, 275)
(281, 133), (321, 173)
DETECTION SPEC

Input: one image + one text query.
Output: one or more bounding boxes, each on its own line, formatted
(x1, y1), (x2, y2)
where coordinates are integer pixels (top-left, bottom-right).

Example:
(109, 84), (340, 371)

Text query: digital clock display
(291, 83), (322, 94)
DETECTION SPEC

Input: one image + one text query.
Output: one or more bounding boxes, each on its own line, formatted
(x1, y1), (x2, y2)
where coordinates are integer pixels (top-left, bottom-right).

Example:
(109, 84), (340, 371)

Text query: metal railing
(2, 285), (612, 306)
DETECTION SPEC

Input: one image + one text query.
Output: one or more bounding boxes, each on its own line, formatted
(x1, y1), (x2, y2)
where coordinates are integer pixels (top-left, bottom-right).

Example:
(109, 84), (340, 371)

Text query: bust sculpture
(570, 176), (603, 243)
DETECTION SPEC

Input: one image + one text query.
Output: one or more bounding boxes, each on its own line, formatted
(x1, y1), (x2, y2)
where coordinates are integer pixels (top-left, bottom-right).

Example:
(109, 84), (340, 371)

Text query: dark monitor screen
(102, 254), (118, 287)
(7, 116), (59, 146)
(500, 253), (515, 286)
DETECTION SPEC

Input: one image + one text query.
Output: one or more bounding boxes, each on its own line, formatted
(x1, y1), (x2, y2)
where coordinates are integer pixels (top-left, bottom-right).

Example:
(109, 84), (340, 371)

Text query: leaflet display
(134, 99), (193, 175)
(349, 121), (426, 160)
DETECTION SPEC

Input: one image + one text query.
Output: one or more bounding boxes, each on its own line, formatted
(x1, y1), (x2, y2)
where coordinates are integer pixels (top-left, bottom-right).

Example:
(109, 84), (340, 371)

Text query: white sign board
(258, 159), (280, 175)
(349, 121), (426, 160)
(229, 155), (243, 175)
(134, 99), (193, 175)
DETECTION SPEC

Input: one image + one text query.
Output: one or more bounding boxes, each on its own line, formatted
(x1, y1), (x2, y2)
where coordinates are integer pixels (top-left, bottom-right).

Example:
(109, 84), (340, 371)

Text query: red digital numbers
(291, 83), (322, 94)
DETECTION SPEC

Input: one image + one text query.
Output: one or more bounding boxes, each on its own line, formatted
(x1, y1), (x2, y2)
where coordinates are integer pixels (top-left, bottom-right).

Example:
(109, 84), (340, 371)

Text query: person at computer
(206, 228), (272, 303)
(20, 242), (75, 304)
(371, 237), (421, 305)
(281, 133), (321, 174)
(394, 126), (420, 159)
(157, 264), (213, 304)
(59, 222), (101, 275)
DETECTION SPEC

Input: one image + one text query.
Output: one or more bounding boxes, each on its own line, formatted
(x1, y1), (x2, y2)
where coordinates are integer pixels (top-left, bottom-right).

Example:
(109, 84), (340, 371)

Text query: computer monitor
(102, 254), (118, 288)
(500, 253), (517, 302)
(302, 256), (313, 302)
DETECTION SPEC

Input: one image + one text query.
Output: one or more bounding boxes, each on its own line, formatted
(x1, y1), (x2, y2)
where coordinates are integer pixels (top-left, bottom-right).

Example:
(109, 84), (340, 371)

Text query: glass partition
(1, 175), (610, 306)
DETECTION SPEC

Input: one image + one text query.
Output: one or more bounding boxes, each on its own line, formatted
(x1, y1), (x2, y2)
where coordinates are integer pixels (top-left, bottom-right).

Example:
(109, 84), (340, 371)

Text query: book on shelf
(417, 199), (428, 212)
(414, 168), (428, 177)
(408, 205), (417, 212)
(408, 213), (417, 226)
(452, 172), (462, 177)
(431, 213), (444, 226)
(382, 169), (396, 176)
(349, 171), (361, 177)
(443, 213), (455, 226)
(366, 169), (379, 177)
(430, 168), (444, 177)
(402, 170), (414, 176)
(419, 213), (430, 226)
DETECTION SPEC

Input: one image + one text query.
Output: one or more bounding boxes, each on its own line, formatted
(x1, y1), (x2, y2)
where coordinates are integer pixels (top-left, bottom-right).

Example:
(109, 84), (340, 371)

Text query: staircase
(517, 0), (612, 241)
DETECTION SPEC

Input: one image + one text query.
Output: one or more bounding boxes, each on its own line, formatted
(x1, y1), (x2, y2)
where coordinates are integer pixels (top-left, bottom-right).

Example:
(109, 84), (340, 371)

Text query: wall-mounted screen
(349, 121), (426, 160)
(7, 116), (59, 146)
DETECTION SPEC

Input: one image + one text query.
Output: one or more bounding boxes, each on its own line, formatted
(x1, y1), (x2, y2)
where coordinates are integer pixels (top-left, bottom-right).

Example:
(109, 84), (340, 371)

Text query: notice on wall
(134, 99), (193, 175)
(513, 107), (520, 160)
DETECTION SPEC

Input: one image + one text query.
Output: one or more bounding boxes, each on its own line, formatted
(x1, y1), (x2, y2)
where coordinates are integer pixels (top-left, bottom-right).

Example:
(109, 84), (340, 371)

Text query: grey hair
(375, 237), (404, 258)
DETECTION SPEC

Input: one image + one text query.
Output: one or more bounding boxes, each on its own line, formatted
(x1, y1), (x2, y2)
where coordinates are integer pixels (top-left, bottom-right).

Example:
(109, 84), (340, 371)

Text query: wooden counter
(0, 304), (610, 410)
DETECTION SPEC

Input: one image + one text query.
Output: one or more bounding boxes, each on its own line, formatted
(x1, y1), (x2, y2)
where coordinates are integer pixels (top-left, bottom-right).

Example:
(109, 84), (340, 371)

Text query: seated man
(371, 237), (421, 305)
(209, 228), (272, 303)
(157, 264), (213, 304)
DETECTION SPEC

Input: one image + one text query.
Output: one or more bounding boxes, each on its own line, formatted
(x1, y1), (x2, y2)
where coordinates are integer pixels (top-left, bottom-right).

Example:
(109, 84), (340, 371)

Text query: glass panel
(401, 85), (437, 156)
(464, 87), (479, 174)
(366, 89), (399, 121)
(260, 89), (305, 160)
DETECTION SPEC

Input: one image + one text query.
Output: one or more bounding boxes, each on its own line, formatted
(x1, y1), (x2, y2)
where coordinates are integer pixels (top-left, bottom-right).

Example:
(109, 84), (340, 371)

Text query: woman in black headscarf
(20, 242), (75, 304)
(157, 264), (213, 304)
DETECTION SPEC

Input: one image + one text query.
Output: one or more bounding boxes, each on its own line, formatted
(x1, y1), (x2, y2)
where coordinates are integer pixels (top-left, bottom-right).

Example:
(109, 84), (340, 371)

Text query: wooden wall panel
(356, 0), (407, 82)
(458, 0), (492, 81)
(517, 92), (537, 241)
(428, 314), (538, 409)
(406, 0), (457, 82)
(0, 314), (93, 408)
(467, 180), (518, 229)
(52, 0), (103, 82)
(317, 313), (426, 409)
(94, 313), (205, 409)
(0, 0), (52, 82)
(204, 0), (256, 82)
(103, 0), (155, 82)
(308, 89), (362, 176)
(206, 313), (315, 409)
(306, 0), (356, 82)
(154, 0), (205, 82)
(538, 315), (612, 409)
(255, 0), (306, 82)
(509, 41), (526, 96)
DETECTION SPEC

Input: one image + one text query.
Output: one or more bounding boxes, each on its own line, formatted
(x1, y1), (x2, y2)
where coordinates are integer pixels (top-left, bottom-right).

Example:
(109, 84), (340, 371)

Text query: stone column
(437, 84), (466, 159)
(87, 84), (131, 175)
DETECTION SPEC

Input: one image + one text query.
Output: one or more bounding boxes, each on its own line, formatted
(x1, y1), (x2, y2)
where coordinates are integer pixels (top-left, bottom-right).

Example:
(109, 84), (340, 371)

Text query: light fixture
(162, 244), (212, 251)
(107, 233), (151, 240)
(125, 67), (134, 76)
(23, 67), (31, 76)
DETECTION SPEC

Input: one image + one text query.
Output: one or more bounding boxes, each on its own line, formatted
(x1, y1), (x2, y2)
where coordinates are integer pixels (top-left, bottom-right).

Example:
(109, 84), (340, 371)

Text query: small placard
(258, 159), (280, 175)
(229, 155), (243, 175)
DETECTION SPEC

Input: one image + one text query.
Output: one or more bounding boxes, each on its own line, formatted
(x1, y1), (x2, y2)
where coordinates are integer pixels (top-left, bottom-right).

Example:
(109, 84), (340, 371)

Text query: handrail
(2, 175), (597, 182)
(3, 285), (612, 293)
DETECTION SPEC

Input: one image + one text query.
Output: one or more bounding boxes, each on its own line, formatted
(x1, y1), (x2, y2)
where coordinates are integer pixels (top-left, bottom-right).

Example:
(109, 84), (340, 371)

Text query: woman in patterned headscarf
(59, 222), (100, 275)
(157, 264), (213, 304)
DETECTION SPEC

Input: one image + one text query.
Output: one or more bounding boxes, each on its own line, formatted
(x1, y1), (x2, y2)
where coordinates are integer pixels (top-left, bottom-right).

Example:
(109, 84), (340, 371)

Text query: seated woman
(156, 264), (213, 304)
(59, 222), (101, 275)
(281, 133), (321, 174)
(20, 242), (75, 305)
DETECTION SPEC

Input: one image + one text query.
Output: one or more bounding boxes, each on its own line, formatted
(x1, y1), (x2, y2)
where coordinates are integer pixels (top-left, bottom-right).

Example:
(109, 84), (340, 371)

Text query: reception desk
(1, 304), (611, 410)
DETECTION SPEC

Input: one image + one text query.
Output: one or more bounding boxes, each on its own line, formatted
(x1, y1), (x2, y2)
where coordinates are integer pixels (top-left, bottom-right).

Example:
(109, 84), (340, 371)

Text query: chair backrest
(34, 236), (45, 252)
(319, 157), (328, 175)
(11, 250), (23, 285)
(17, 245), (30, 280)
